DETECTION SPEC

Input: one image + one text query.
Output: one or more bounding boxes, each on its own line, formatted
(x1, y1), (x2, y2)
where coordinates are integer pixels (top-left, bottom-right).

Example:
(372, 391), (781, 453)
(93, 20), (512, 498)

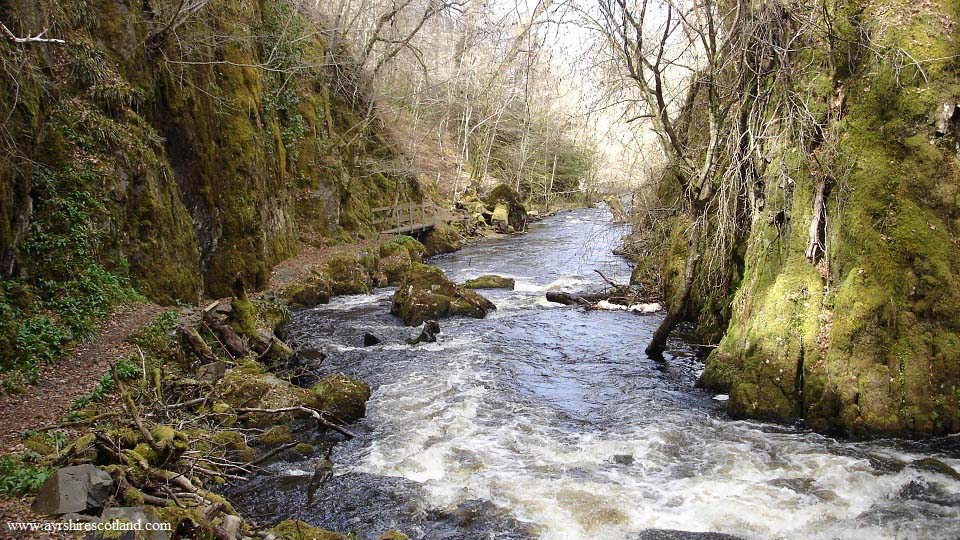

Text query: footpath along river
(230, 206), (960, 540)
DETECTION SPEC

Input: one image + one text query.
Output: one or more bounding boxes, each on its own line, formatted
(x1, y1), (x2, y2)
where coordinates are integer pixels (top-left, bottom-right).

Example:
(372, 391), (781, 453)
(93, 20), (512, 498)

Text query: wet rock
(299, 348), (325, 362)
(407, 320), (441, 345)
(633, 530), (745, 540)
(379, 531), (409, 540)
(94, 506), (168, 540)
(422, 224), (463, 256)
(611, 454), (635, 466)
(32, 465), (113, 515)
(312, 374), (371, 423)
(271, 520), (347, 540)
(379, 235), (425, 261)
(391, 263), (496, 326)
(463, 275), (515, 290)
(323, 254), (373, 295)
(363, 332), (382, 347)
(285, 274), (332, 308)
(912, 457), (960, 481)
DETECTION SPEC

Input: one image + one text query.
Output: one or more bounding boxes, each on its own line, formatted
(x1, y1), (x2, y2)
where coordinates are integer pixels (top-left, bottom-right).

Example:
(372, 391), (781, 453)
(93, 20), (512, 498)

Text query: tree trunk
(645, 222), (700, 359)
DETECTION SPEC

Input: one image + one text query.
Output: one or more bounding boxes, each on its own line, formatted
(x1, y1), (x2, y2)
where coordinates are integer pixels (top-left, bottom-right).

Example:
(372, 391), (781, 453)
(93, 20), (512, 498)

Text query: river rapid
(230, 206), (960, 540)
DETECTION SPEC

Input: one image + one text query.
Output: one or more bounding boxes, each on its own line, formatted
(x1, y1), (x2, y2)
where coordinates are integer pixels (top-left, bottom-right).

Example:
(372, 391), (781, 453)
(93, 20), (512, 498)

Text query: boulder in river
(463, 275), (515, 290)
(482, 184), (527, 232)
(391, 263), (495, 326)
(363, 332), (382, 347)
(407, 320), (441, 345)
(32, 464), (113, 515)
(422, 224), (463, 256)
(313, 374), (371, 423)
(634, 531), (745, 540)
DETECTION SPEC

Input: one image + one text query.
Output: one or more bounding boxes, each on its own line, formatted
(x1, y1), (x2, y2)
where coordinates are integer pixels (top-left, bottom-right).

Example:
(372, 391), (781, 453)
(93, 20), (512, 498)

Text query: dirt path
(0, 302), (164, 453)
(265, 239), (381, 294)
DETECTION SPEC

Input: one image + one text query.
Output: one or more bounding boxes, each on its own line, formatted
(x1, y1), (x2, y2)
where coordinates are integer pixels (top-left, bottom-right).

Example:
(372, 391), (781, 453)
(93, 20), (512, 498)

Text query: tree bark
(645, 222), (700, 359)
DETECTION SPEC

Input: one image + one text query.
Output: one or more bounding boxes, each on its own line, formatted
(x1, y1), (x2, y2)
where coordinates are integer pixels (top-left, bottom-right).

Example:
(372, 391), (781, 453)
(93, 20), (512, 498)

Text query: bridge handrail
(371, 201), (443, 233)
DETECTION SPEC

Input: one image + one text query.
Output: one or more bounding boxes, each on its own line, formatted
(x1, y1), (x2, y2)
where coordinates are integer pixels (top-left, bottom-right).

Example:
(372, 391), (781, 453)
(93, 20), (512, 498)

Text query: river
(230, 206), (960, 540)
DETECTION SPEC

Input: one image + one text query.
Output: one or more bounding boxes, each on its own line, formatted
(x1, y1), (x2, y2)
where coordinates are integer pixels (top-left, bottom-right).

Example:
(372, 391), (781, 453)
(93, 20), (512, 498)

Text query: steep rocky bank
(628, 0), (960, 436)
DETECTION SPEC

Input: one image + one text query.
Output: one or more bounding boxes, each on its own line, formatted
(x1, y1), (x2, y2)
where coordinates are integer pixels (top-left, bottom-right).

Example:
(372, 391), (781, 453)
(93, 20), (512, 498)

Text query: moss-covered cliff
(694, 0), (960, 436)
(0, 0), (421, 386)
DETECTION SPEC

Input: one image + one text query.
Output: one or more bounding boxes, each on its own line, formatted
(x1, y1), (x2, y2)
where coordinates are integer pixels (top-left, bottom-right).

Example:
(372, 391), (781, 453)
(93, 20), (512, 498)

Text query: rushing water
(230, 206), (960, 540)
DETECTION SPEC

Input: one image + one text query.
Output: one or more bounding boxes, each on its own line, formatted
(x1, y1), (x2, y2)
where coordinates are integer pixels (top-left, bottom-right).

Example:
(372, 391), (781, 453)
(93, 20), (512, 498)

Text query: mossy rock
(255, 298), (291, 333)
(284, 274), (332, 308)
(379, 251), (413, 286)
(459, 195), (489, 216)
(379, 531), (410, 540)
(271, 520), (347, 540)
(463, 275), (515, 290)
(322, 254), (372, 295)
(379, 235), (425, 261)
(212, 430), (255, 462)
(230, 297), (259, 339)
(483, 184), (527, 232)
(215, 367), (321, 427)
(294, 443), (314, 455)
(391, 263), (496, 326)
(260, 425), (292, 447)
(421, 224), (463, 256)
(312, 374), (371, 423)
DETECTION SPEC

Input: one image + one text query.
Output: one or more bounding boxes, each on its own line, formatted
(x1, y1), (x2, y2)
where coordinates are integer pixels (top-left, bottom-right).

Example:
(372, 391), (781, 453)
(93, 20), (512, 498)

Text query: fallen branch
(0, 21), (65, 44)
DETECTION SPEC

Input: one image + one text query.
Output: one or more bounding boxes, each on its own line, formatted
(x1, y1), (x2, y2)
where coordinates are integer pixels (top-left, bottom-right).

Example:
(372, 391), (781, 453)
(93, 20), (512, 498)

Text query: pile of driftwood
(545, 270), (661, 312)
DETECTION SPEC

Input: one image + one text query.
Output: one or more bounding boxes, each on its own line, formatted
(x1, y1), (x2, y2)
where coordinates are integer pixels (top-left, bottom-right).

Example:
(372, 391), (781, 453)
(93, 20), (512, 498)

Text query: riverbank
(0, 185), (574, 539)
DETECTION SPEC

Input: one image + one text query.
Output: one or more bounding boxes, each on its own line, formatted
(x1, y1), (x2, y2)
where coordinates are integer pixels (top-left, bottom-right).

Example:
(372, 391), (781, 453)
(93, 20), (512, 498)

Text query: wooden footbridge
(372, 201), (447, 235)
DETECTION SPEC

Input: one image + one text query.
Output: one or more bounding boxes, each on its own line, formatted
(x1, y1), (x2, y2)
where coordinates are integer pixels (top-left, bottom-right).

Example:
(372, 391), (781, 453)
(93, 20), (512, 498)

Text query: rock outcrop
(391, 263), (495, 326)
(463, 275), (515, 289)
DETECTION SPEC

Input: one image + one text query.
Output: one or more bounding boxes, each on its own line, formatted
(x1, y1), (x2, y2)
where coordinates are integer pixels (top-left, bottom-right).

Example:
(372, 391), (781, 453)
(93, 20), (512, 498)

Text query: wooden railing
(371, 202), (443, 234)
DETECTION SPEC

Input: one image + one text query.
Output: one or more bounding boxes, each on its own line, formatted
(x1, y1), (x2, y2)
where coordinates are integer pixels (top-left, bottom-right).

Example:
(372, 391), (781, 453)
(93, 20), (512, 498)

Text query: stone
(197, 361), (226, 382)
(391, 263), (496, 326)
(463, 275), (515, 289)
(407, 320), (441, 345)
(611, 454), (635, 466)
(482, 184), (528, 232)
(913, 458), (960, 481)
(379, 531), (409, 540)
(312, 375), (371, 423)
(92, 506), (168, 540)
(362, 332), (381, 347)
(32, 465), (114, 515)
(271, 520), (347, 540)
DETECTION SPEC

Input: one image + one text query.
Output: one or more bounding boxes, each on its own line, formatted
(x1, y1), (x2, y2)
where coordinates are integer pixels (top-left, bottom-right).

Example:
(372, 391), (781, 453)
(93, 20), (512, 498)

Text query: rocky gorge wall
(645, 0), (960, 436)
(1, 0), (422, 301)
(0, 0), (424, 378)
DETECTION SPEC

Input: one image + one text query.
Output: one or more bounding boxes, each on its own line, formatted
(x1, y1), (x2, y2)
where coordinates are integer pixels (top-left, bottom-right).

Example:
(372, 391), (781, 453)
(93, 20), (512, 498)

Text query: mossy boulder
(379, 250), (414, 286)
(322, 254), (372, 295)
(391, 263), (496, 326)
(421, 224), (463, 256)
(463, 275), (515, 289)
(483, 184), (527, 232)
(312, 374), (371, 423)
(271, 520), (347, 540)
(215, 363), (321, 427)
(211, 431), (255, 462)
(284, 274), (333, 308)
(230, 296), (258, 339)
(379, 235), (425, 261)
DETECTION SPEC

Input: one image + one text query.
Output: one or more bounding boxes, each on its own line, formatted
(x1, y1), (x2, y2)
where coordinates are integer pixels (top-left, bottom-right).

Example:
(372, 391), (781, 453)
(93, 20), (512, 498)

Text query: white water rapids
(236, 207), (960, 540)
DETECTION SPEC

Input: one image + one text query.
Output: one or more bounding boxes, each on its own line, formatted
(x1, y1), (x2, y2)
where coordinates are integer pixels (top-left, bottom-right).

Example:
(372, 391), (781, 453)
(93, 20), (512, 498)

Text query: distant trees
(313, 0), (600, 204)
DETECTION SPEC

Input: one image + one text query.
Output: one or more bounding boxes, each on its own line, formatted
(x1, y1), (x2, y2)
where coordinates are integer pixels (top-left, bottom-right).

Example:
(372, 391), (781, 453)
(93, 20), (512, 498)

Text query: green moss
(231, 297), (259, 339)
(463, 275), (515, 289)
(271, 520), (347, 540)
(260, 425), (292, 447)
(312, 374), (371, 423)
(391, 263), (496, 325)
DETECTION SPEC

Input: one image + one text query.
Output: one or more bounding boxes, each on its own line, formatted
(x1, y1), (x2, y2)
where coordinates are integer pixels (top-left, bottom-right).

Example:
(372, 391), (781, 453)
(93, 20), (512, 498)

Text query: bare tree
(598, 0), (799, 357)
